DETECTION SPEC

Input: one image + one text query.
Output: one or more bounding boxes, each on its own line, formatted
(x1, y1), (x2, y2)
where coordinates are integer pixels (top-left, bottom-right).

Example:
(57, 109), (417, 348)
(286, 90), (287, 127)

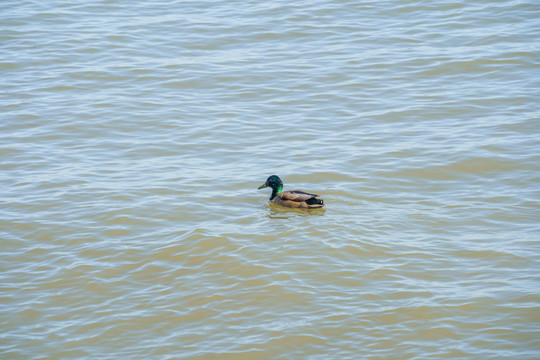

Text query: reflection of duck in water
(258, 175), (325, 209)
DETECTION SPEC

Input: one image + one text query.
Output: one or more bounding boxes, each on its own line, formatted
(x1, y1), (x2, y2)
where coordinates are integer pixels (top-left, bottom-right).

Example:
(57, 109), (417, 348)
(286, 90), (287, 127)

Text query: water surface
(1, 0), (539, 359)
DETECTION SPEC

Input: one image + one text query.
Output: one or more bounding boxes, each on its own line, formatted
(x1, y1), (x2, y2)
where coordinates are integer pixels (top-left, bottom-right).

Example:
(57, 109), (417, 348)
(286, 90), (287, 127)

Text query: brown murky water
(2, 0), (539, 359)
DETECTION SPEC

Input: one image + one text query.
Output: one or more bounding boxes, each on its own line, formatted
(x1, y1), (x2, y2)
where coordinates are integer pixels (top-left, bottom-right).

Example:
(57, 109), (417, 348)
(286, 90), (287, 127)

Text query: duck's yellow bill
(258, 184), (267, 190)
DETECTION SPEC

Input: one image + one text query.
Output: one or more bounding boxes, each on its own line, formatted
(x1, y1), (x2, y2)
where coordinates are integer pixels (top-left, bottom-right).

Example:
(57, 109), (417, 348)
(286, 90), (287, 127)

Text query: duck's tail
(306, 197), (324, 207)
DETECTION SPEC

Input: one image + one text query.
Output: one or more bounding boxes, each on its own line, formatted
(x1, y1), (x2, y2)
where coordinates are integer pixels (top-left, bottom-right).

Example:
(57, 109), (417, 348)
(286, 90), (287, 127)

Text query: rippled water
(2, 0), (540, 358)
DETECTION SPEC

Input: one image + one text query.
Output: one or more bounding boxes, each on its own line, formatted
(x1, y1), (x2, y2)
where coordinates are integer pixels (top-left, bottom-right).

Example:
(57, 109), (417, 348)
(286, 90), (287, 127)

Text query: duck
(258, 175), (325, 208)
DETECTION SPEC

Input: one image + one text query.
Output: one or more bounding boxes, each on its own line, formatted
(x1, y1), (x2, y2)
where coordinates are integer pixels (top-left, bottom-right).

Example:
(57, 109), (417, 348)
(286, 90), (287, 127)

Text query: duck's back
(272, 190), (325, 208)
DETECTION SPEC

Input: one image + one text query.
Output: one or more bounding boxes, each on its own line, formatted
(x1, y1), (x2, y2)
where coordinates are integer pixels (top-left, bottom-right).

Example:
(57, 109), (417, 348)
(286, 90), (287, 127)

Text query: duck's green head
(258, 175), (283, 199)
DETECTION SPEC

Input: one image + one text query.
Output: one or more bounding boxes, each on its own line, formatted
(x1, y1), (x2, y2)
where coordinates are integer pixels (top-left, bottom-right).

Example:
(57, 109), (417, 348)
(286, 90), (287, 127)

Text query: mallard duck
(258, 175), (325, 208)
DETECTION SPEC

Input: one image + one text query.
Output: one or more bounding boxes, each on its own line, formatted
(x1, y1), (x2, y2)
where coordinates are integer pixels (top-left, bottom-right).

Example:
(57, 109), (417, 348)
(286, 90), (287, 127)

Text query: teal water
(1, 0), (539, 359)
